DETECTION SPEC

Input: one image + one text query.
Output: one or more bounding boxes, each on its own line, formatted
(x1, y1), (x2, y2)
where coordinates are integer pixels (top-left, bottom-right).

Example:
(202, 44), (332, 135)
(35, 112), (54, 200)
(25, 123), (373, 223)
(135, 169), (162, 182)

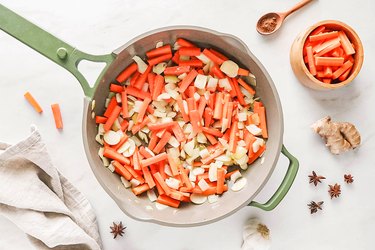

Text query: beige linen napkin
(0, 126), (102, 250)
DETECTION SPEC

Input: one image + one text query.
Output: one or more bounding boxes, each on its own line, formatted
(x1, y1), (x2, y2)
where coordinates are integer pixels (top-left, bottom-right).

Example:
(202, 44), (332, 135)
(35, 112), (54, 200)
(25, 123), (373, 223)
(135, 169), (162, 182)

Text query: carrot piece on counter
(157, 194), (180, 208)
(95, 116), (107, 124)
(147, 53), (173, 66)
(153, 131), (172, 154)
(338, 31), (355, 55)
(216, 168), (226, 194)
(176, 38), (196, 47)
(104, 105), (121, 131)
(237, 78), (255, 96)
(24, 92), (43, 113)
(132, 183), (150, 196)
(203, 49), (225, 65)
(146, 44), (172, 58)
(178, 69), (198, 93)
(315, 57), (344, 67)
(306, 46), (317, 76)
(332, 60), (353, 79)
(51, 103), (63, 129)
(179, 47), (201, 56)
(113, 161), (132, 180)
(116, 63), (138, 83)
(141, 152), (168, 167)
(152, 74), (165, 100)
(164, 66), (191, 75)
(103, 147), (130, 165)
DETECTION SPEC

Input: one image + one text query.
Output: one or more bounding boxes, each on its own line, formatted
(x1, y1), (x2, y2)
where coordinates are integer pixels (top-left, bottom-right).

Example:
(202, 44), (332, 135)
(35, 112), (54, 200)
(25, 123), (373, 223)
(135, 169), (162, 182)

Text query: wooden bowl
(290, 20), (364, 90)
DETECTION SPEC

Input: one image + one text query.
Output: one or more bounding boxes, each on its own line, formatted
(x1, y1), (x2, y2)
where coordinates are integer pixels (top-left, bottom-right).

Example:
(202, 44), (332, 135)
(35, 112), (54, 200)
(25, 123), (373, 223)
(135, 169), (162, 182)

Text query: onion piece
(220, 60), (239, 78)
(132, 55), (148, 74)
(120, 176), (131, 188)
(153, 62), (167, 75)
(208, 194), (219, 204)
(190, 194), (207, 204)
(198, 178), (210, 191)
(246, 124), (262, 136)
(103, 130), (121, 145)
(218, 78), (232, 91)
(194, 74), (208, 89)
(231, 177), (247, 192)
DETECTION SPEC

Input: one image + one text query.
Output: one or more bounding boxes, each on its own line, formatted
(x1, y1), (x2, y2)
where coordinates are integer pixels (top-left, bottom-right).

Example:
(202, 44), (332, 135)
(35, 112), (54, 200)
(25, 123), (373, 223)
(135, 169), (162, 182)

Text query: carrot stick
(116, 63), (138, 83)
(167, 154), (180, 176)
(110, 84), (123, 93)
(315, 39), (341, 57)
(204, 108), (213, 127)
(123, 164), (145, 183)
(176, 96), (189, 122)
(134, 65), (152, 89)
(51, 104), (63, 129)
(332, 60), (353, 79)
(226, 102), (233, 129)
(148, 132), (159, 151)
(164, 66), (191, 75)
(171, 50), (180, 64)
(313, 38), (340, 54)
(228, 121), (238, 152)
(131, 116), (150, 134)
(179, 47), (201, 56)
(147, 72), (155, 97)
(130, 71), (140, 86)
(201, 147), (225, 164)
(205, 133), (218, 145)
(103, 147), (130, 165)
(189, 110), (203, 135)
(338, 31), (355, 55)
(202, 127), (223, 137)
(186, 97), (196, 112)
(315, 57), (344, 67)
(231, 78), (246, 106)
(203, 49), (225, 65)
(171, 122), (186, 142)
(152, 74), (165, 100)
(179, 165), (193, 190)
(221, 93), (230, 120)
(147, 53), (173, 66)
(133, 148), (141, 170)
(309, 31), (339, 42)
(216, 168), (225, 194)
(153, 172), (171, 195)
(306, 46), (317, 76)
(24, 92), (43, 113)
(113, 161), (132, 180)
(338, 68), (352, 81)
(95, 116), (107, 124)
(208, 93), (215, 110)
(103, 97), (117, 117)
(136, 97), (151, 123)
(210, 64), (225, 78)
(176, 38), (196, 47)
(146, 44), (172, 58)
(141, 152), (168, 167)
(323, 67), (333, 78)
(237, 68), (250, 76)
(237, 78), (255, 96)
(209, 49), (228, 61)
(104, 105), (121, 131)
(213, 92), (223, 119)
(142, 166), (156, 188)
(157, 194), (180, 208)
(132, 183), (150, 196)
(179, 59), (203, 68)
(148, 121), (175, 131)
(153, 131), (172, 154)
(197, 96), (208, 118)
(248, 145), (266, 164)
(257, 106), (268, 139)
(125, 86), (151, 100)
(310, 25), (326, 36)
(178, 69), (198, 93)
(139, 146), (153, 158)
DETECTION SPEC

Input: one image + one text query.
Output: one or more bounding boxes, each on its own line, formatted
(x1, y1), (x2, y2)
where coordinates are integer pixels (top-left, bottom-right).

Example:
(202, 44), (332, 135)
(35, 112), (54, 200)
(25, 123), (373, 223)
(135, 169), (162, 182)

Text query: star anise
(328, 184), (341, 199)
(308, 171), (326, 186)
(344, 174), (354, 184)
(110, 222), (126, 239)
(307, 201), (324, 214)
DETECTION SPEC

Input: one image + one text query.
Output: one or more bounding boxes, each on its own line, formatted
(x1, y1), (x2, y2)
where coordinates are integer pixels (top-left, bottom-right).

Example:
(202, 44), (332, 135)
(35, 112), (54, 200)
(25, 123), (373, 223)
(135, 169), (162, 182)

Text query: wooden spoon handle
(283, 0), (314, 18)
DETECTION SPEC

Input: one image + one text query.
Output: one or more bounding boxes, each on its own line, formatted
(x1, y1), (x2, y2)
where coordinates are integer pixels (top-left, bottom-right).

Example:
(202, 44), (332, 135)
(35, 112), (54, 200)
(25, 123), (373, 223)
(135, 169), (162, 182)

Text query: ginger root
(312, 116), (361, 155)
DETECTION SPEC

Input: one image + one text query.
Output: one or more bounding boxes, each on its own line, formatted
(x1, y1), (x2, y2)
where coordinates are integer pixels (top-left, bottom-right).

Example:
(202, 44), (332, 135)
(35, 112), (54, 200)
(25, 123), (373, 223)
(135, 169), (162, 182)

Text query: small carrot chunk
(24, 92), (43, 113)
(51, 103), (63, 129)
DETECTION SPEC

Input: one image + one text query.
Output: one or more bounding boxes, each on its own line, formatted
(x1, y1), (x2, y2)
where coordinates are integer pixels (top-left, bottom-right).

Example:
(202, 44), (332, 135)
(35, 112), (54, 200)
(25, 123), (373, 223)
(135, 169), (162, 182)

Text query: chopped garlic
(103, 130), (121, 145)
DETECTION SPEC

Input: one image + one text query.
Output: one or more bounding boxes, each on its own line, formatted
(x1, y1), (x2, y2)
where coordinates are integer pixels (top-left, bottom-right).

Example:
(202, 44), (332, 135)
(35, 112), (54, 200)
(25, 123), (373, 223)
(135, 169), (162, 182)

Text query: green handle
(0, 4), (114, 98)
(249, 145), (299, 211)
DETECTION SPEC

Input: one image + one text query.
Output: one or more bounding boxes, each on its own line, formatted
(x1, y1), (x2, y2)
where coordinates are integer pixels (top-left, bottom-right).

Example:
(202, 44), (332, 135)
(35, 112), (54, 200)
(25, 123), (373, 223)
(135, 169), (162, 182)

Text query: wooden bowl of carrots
(290, 20), (364, 90)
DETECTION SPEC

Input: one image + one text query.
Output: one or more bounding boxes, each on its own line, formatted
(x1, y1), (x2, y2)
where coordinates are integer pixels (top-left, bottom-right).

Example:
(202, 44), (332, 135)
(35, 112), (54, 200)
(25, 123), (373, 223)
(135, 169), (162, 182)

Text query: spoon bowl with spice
(256, 0), (314, 35)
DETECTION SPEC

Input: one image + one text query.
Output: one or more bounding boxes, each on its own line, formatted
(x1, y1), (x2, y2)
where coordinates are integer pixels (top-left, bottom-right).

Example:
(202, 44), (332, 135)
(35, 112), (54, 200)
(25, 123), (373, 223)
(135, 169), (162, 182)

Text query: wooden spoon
(256, 0), (314, 35)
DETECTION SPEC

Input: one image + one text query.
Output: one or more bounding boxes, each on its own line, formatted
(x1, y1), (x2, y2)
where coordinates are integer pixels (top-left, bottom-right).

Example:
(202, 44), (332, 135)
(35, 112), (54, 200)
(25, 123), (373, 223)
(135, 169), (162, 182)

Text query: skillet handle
(0, 4), (114, 99)
(248, 145), (299, 211)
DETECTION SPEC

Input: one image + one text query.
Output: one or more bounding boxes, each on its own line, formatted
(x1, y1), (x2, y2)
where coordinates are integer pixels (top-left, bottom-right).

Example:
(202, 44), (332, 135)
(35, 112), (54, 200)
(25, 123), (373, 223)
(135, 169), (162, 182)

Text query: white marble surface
(1, 0), (374, 249)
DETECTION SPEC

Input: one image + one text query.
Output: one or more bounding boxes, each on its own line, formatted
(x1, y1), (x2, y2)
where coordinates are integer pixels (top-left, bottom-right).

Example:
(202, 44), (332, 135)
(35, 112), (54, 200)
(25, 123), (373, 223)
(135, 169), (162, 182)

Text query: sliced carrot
(189, 110), (203, 135)
(338, 68), (352, 81)
(134, 65), (152, 89)
(157, 194), (180, 208)
(315, 57), (344, 67)
(147, 53), (173, 66)
(139, 146), (153, 158)
(153, 172), (171, 195)
(103, 147), (130, 165)
(121, 91), (129, 118)
(142, 166), (156, 188)
(152, 74), (165, 100)
(130, 71), (140, 86)
(313, 37), (340, 54)
(125, 86), (151, 100)
(171, 50), (180, 64)
(210, 64), (225, 78)
(146, 44), (172, 58)
(147, 73), (155, 97)
(179, 47), (201, 56)
(113, 161), (132, 180)
(176, 38), (196, 47)
(305, 46), (317, 76)
(141, 152), (168, 167)
(204, 108), (213, 128)
(202, 127), (223, 137)
(104, 105), (121, 131)
(51, 103), (63, 129)
(136, 97), (151, 123)
(205, 133), (218, 145)
(216, 168), (225, 194)
(231, 78), (246, 106)
(203, 49), (225, 65)
(248, 145), (266, 164)
(338, 31), (355, 55)
(179, 165), (193, 190)
(164, 66), (191, 75)
(213, 92), (223, 119)
(116, 63), (138, 83)
(176, 96), (189, 122)
(237, 78), (255, 96)
(201, 147), (225, 164)
(153, 131), (172, 154)
(133, 148), (141, 170)
(322, 78), (332, 84)
(148, 121), (175, 131)
(171, 122), (186, 142)
(110, 83), (123, 93)
(209, 49), (228, 61)
(123, 164), (145, 183)
(257, 106), (268, 139)
(95, 116), (107, 124)
(113, 134), (129, 151)
(309, 31), (339, 42)
(323, 67), (333, 78)
(132, 183), (150, 196)
(131, 116), (151, 134)
(310, 25), (326, 36)
(237, 68), (250, 76)
(103, 97), (117, 118)
(197, 96), (208, 118)
(24, 92), (43, 113)
(228, 121), (238, 152)
(179, 59), (203, 68)
(332, 60), (353, 79)
(167, 154), (180, 176)
(178, 69), (198, 93)
(315, 39), (341, 57)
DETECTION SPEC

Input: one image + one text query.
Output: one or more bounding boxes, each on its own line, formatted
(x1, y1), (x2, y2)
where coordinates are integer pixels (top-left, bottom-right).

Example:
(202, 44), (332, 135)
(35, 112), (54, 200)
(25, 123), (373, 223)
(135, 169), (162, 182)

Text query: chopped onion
(246, 124), (262, 136)
(198, 178), (210, 191)
(168, 136), (180, 148)
(190, 194), (207, 204)
(220, 60), (239, 78)
(208, 164), (218, 182)
(206, 77), (218, 92)
(164, 75), (179, 84)
(230, 171), (242, 183)
(103, 130), (121, 145)
(165, 177), (180, 190)
(178, 73), (187, 80)
(218, 78), (232, 91)
(157, 93), (171, 101)
(238, 112), (248, 122)
(231, 177), (247, 192)
(192, 167), (205, 176)
(197, 132), (207, 144)
(194, 74), (208, 89)
(120, 176), (131, 188)
(183, 139), (195, 156)
(132, 55), (148, 74)
(155, 41), (163, 48)
(196, 53), (211, 64)
(153, 62), (167, 75)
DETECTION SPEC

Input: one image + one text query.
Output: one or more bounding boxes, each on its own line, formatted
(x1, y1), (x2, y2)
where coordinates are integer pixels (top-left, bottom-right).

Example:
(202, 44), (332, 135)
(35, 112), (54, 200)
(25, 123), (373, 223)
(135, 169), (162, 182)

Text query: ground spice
(259, 16), (278, 33)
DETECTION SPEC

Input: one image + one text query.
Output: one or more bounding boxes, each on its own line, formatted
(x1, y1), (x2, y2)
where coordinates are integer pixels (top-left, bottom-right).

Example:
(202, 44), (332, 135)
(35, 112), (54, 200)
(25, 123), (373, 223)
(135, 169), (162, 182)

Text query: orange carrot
(146, 44), (172, 58)
(103, 147), (130, 165)
(248, 145), (266, 164)
(338, 31), (355, 55)
(178, 69), (198, 93)
(189, 110), (203, 134)
(209, 49), (228, 61)
(179, 59), (203, 68)
(171, 122), (186, 142)
(332, 60), (353, 79)
(228, 121), (238, 152)
(104, 105), (121, 131)
(152, 74), (165, 100)
(237, 78), (255, 96)
(164, 66), (191, 75)
(142, 166), (156, 188)
(167, 154), (180, 176)
(202, 127), (223, 137)
(157, 194), (180, 208)
(116, 63), (138, 83)
(131, 116), (151, 134)
(310, 25), (326, 36)
(24, 92), (43, 113)
(148, 53), (173, 66)
(136, 97), (151, 123)
(237, 68), (250, 76)
(51, 103), (63, 129)
(315, 57), (344, 67)
(134, 65), (152, 89)
(338, 68), (351, 81)
(133, 148), (141, 170)
(213, 92), (223, 119)
(153, 131), (172, 154)
(231, 78), (246, 106)
(179, 165), (193, 190)
(130, 71), (140, 86)
(110, 84), (123, 93)
(179, 47), (201, 56)
(153, 172), (171, 195)
(176, 38), (196, 47)
(204, 108), (213, 128)
(141, 152), (168, 167)
(216, 168), (225, 194)
(203, 49), (225, 65)
(95, 116), (107, 124)
(306, 46), (317, 76)
(123, 164), (145, 183)
(113, 161), (132, 180)
(205, 133), (218, 145)
(125, 86), (151, 100)
(323, 67), (333, 78)
(113, 134), (129, 151)
(103, 97), (117, 118)
(257, 106), (268, 139)
(148, 121), (175, 131)
(132, 183), (150, 196)
(309, 31), (339, 42)
(210, 64), (225, 78)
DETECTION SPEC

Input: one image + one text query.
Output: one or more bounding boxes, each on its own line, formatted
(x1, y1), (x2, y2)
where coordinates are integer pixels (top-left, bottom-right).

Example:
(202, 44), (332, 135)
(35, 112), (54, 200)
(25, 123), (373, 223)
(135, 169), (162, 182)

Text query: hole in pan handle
(248, 145), (299, 211)
(0, 4), (115, 99)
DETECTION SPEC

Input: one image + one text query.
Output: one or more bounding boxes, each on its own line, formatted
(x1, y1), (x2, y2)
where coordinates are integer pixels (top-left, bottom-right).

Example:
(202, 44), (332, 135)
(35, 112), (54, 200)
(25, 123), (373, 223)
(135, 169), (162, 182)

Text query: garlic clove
(242, 218), (271, 250)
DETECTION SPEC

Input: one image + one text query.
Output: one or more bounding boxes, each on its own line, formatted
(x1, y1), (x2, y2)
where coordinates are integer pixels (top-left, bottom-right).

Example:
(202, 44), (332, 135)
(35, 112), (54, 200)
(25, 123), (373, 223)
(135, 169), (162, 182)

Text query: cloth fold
(0, 127), (102, 250)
